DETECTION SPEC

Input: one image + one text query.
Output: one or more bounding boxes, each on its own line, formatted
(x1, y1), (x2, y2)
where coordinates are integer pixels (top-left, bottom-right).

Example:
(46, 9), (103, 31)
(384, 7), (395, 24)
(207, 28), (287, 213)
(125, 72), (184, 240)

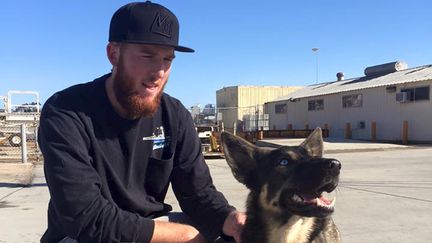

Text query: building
(190, 104), (217, 125)
(189, 105), (201, 121)
(265, 62), (432, 142)
(216, 86), (302, 131)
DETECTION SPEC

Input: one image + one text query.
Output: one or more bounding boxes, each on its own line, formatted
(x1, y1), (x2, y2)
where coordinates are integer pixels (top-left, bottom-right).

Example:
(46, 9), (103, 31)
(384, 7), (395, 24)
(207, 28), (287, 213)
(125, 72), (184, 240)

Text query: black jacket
(39, 74), (234, 243)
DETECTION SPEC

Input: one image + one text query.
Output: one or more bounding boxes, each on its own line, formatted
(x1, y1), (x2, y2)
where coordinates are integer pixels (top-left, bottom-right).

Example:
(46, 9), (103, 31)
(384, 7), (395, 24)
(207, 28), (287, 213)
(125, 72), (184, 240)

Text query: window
(343, 94), (363, 108)
(401, 86), (430, 101)
(275, 103), (287, 114)
(308, 99), (324, 111)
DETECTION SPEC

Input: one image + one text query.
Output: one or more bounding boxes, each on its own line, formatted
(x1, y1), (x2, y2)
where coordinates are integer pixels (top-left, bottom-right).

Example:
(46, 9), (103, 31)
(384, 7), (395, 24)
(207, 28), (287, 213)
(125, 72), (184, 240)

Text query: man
(38, 1), (245, 243)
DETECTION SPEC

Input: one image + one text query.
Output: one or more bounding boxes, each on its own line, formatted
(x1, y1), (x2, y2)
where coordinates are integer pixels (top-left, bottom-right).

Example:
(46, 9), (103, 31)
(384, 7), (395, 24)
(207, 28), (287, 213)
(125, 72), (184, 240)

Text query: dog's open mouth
(285, 183), (337, 217)
(292, 191), (335, 208)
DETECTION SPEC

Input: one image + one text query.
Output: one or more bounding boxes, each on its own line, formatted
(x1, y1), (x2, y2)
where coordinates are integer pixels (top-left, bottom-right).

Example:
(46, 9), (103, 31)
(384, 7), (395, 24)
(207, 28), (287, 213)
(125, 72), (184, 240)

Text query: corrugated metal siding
(217, 86), (302, 129)
(274, 65), (432, 101)
(237, 86), (301, 107)
(216, 87), (239, 129)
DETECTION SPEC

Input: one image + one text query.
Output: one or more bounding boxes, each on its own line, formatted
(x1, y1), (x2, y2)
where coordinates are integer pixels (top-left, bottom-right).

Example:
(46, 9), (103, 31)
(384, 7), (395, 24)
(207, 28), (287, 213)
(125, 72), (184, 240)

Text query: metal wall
(265, 80), (432, 142)
(216, 86), (302, 130)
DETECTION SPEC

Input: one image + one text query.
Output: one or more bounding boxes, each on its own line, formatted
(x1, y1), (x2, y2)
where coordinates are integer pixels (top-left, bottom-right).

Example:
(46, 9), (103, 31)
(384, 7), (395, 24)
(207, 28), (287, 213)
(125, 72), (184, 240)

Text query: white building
(265, 62), (432, 142)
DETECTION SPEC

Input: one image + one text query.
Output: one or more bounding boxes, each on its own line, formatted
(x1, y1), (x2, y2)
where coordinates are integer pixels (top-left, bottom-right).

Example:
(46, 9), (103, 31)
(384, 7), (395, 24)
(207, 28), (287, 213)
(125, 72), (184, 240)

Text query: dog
(221, 128), (341, 243)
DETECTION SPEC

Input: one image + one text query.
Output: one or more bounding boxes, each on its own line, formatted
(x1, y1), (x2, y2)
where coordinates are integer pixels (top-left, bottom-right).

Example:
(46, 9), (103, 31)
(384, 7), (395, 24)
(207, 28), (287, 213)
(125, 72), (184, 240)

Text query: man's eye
(279, 159), (289, 166)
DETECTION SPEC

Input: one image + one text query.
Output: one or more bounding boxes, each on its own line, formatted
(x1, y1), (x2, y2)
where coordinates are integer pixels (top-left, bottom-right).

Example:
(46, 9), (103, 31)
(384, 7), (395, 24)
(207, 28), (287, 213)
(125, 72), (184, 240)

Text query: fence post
(371, 121), (377, 141)
(324, 124), (329, 137)
(21, 123), (28, 164)
(402, 120), (408, 145)
(345, 123), (352, 139)
(257, 130), (263, 140)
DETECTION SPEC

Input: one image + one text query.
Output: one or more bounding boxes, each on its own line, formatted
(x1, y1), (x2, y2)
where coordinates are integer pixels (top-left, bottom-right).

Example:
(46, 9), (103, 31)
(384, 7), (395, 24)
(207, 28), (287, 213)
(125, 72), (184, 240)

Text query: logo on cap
(151, 12), (173, 38)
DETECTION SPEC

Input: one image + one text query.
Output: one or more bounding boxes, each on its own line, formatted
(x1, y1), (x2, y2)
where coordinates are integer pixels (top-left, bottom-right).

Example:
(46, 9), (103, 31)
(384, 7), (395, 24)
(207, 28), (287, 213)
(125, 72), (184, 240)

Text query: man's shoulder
(161, 93), (187, 113)
(43, 74), (108, 114)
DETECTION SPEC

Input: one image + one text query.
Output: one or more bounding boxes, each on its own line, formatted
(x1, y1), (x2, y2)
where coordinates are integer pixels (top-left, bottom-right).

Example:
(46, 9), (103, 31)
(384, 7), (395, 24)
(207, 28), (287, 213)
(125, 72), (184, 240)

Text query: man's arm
(39, 101), (156, 243)
(150, 221), (206, 243)
(41, 98), (216, 243)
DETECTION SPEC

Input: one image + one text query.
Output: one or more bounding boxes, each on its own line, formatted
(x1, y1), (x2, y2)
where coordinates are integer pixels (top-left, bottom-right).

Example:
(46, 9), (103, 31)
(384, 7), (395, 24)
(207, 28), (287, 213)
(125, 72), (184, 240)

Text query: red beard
(112, 66), (165, 119)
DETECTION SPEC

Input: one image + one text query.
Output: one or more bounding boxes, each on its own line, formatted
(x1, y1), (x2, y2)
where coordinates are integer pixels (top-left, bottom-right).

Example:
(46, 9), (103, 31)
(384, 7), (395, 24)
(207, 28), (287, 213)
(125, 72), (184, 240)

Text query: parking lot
(1, 146), (432, 242)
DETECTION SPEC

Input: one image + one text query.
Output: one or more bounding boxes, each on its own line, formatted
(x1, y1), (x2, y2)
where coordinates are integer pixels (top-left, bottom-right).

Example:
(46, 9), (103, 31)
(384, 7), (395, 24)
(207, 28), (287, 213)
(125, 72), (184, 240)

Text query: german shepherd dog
(221, 128), (341, 243)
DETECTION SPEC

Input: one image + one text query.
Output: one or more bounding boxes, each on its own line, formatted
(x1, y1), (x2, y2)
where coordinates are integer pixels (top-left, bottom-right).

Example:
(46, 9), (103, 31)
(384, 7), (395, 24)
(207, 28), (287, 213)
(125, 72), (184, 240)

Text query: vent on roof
(336, 72), (345, 81)
(364, 61), (408, 77)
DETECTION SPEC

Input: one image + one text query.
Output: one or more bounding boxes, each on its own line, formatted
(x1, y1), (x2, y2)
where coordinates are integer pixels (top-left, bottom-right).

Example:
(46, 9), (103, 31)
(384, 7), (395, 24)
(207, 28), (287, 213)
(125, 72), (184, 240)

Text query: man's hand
(222, 211), (246, 243)
(150, 221), (207, 243)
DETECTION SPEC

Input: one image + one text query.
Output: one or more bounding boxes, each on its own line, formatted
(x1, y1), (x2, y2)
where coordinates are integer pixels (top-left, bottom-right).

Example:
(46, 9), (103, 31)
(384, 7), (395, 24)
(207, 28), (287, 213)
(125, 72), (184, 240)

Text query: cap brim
(119, 40), (194, 53)
(174, 45), (195, 53)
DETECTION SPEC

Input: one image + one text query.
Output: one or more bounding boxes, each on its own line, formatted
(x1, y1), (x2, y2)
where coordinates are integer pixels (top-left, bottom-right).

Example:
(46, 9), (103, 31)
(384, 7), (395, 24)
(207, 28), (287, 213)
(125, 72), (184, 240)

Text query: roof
(272, 64), (432, 102)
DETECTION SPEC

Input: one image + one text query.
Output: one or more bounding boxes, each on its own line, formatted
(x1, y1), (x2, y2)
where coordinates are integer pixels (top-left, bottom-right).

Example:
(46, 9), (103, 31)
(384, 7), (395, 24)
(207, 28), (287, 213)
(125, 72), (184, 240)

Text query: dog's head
(221, 128), (341, 218)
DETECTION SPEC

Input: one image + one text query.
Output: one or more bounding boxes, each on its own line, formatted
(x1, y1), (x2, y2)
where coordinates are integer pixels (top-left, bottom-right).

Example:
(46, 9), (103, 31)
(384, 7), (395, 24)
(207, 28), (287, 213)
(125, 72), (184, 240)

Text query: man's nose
(149, 59), (168, 79)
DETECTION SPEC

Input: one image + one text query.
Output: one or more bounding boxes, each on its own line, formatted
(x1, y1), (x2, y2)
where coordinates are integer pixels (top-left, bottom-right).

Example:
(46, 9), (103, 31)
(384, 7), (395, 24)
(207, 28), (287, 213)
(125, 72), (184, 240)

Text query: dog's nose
(328, 159), (341, 170)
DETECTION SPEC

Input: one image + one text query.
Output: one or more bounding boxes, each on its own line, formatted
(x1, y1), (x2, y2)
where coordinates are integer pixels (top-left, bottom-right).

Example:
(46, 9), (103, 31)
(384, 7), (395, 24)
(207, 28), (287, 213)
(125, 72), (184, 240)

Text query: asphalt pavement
(1, 138), (431, 242)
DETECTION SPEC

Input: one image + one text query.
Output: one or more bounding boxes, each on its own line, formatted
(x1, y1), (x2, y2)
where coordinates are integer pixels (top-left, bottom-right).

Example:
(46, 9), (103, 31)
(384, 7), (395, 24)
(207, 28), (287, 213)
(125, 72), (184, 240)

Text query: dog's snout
(328, 159), (341, 170)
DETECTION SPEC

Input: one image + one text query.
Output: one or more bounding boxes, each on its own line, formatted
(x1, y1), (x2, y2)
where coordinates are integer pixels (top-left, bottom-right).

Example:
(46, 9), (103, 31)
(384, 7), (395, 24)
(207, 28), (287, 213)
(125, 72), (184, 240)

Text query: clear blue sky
(1, 0), (431, 109)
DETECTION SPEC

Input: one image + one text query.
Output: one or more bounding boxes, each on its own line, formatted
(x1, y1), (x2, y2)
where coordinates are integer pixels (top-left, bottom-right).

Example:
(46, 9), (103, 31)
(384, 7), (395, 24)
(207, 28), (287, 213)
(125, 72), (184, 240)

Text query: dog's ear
(221, 132), (257, 186)
(300, 127), (324, 158)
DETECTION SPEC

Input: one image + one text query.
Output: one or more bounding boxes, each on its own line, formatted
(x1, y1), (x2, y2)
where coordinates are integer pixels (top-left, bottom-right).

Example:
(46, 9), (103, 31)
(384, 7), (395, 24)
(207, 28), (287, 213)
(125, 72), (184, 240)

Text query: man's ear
(106, 42), (120, 67)
(221, 132), (257, 187)
(300, 127), (324, 158)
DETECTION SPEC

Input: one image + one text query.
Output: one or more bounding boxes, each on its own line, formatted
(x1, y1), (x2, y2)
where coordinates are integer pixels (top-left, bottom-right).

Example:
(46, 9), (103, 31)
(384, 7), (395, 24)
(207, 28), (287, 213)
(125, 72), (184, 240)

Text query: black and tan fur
(221, 128), (341, 243)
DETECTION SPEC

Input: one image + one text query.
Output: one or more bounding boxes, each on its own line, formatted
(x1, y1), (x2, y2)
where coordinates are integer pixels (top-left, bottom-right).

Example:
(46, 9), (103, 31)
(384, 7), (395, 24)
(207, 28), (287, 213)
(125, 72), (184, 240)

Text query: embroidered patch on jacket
(143, 126), (171, 150)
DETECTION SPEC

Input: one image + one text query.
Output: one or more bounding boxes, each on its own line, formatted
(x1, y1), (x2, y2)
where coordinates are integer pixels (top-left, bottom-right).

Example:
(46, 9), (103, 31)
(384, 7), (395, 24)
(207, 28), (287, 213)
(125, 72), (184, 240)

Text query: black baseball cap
(109, 1), (194, 53)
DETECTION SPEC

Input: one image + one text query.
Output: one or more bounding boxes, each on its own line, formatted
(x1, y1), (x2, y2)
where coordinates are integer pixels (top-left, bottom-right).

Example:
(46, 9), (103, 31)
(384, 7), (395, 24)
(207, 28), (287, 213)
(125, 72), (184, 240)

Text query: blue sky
(1, 0), (431, 109)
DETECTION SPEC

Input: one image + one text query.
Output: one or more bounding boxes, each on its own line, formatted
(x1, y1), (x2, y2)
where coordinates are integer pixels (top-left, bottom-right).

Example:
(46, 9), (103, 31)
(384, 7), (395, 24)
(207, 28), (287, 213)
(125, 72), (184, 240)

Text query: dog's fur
(221, 128), (341, 243)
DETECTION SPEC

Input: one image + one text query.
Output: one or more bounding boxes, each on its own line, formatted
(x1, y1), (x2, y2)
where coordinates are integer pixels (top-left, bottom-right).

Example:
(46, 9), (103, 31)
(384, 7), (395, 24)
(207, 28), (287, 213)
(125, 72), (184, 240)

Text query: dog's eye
(279, 159), (289, 166)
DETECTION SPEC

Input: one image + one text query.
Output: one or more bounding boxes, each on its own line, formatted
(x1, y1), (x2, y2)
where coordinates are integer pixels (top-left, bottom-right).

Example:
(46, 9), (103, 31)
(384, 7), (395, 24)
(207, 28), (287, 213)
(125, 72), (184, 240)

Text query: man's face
(112, 43), (175, 119)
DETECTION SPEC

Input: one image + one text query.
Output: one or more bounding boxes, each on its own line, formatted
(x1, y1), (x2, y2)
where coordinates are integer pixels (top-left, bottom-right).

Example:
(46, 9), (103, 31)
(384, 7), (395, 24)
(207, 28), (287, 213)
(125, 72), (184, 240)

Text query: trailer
(0, 91), (40, 147)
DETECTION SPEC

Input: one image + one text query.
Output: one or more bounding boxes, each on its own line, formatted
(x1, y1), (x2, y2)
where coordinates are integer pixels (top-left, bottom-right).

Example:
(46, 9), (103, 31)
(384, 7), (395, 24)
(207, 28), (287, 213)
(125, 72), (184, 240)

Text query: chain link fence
(190, 105), (269, 133)
(0, 122), (41, 163)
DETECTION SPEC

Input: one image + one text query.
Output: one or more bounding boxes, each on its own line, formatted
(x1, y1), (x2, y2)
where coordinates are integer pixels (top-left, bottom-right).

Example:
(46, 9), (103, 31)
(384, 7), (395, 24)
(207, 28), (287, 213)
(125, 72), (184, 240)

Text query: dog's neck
(267, 216), (315, 243)
(243, 185), (320, 243)
(244, 196), (320, 243)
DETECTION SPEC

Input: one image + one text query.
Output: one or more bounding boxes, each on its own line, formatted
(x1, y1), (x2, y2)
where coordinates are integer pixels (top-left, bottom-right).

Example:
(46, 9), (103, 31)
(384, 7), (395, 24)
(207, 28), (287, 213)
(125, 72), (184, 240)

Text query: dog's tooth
(317, 196), (336, 209)
(329, 197), (336, 207)
(317, 198), (323, 207)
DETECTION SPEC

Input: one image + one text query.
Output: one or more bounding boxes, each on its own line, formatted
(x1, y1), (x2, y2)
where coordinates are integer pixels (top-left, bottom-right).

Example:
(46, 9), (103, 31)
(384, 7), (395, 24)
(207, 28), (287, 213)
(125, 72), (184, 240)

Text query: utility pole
(312, 48), (319, 83)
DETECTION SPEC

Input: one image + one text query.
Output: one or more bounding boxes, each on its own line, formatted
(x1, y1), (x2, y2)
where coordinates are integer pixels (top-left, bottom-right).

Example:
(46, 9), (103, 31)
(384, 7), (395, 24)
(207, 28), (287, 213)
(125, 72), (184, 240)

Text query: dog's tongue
(318, 195), (332, 205)
(301, 194), (332, 206)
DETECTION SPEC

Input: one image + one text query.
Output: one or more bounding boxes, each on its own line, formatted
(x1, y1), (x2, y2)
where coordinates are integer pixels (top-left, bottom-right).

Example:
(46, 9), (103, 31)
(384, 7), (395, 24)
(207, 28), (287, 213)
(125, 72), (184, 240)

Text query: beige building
(265, 62), (432, 142)
(216, 86), (301, 131)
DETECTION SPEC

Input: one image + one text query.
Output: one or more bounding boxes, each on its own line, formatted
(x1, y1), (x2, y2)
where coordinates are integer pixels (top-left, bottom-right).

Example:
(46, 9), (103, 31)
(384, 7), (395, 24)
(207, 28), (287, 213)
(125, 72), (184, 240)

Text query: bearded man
(38, 2), (245, 243)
